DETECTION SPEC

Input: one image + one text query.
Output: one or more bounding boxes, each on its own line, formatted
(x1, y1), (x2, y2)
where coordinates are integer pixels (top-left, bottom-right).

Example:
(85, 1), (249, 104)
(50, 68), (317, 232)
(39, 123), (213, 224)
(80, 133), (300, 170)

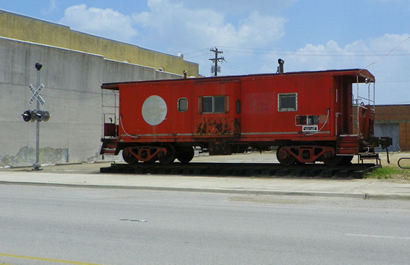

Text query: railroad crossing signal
(29, 83), (45, 105)
(21, 62), (49, 170)
(22, 63), (50, 123)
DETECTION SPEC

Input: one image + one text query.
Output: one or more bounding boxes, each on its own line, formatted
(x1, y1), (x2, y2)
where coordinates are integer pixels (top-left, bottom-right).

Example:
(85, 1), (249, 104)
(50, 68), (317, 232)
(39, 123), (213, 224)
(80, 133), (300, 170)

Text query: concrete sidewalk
(0, 162), (410, 200)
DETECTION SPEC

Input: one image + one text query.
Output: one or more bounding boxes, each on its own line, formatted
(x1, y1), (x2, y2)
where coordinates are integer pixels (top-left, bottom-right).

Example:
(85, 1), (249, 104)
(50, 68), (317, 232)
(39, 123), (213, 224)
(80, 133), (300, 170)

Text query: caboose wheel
(276, 147), (296, 166)
(122, 148), (138, 165)
(158, 145), (175, 164)
(176, 146), (194, 164)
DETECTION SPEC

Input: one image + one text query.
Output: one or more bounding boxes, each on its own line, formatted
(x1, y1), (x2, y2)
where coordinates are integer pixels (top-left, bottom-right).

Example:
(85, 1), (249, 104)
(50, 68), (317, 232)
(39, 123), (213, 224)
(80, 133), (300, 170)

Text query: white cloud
(58, 1), (286, 76)
(133, 0), (285, 48)
(132, 0), (286, 76)
(237, 11), (285, 46)
(59, 4), (138, 43)
(262, 34), (410, 104)
(181, 0), (297, 16)
(265, 34), (410, 71)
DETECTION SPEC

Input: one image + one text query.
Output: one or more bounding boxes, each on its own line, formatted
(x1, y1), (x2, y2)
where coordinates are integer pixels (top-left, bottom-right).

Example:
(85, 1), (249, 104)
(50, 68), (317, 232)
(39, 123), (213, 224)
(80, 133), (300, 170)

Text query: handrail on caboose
(354, 73), (376, 135)
(101, 86), (119, 139)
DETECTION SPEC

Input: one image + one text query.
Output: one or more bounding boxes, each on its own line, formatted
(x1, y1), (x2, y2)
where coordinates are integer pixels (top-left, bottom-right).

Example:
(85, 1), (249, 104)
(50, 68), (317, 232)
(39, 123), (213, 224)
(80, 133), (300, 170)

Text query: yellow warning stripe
(0, 253), (105, 265)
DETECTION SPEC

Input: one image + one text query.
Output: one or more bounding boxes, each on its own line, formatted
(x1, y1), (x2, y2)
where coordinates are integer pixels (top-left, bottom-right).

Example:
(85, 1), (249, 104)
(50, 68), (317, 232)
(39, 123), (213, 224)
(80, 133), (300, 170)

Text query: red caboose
(100, 69), (390, 165)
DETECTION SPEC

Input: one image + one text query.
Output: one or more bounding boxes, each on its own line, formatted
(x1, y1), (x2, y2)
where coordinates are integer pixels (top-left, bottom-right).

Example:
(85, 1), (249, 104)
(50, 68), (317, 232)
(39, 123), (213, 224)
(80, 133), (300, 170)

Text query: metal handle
(398, 157), (410, 169)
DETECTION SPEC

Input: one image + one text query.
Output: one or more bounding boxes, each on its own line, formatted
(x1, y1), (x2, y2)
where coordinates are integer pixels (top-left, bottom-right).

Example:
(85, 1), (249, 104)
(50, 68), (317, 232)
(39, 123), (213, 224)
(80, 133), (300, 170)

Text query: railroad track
(100, 162), (379, 178)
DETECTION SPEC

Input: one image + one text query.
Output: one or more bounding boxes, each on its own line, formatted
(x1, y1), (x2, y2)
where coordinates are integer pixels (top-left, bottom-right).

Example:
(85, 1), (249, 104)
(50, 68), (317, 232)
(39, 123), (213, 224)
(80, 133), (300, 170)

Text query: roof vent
(277, 58), (284, 74)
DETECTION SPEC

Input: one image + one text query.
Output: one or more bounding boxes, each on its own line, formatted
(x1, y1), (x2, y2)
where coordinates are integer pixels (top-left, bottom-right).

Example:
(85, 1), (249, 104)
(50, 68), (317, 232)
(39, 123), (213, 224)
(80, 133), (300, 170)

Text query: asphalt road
(1, 184), (410, 265)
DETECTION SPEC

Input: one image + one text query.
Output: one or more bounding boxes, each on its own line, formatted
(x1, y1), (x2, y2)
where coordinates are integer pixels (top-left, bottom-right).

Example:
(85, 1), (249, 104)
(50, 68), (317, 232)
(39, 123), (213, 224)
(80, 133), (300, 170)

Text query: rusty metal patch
(196, 117), (240, 135)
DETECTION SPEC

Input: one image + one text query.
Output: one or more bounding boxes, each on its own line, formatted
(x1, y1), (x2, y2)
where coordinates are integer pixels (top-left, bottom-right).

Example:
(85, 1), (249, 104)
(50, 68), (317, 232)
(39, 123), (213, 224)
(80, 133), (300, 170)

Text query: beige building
(0, 10), (199, 77)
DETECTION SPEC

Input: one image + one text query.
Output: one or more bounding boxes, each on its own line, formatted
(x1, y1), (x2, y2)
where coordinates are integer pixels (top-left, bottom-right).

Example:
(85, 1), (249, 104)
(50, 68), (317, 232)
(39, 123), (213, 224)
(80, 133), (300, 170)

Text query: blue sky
(2, 0), (410, 104)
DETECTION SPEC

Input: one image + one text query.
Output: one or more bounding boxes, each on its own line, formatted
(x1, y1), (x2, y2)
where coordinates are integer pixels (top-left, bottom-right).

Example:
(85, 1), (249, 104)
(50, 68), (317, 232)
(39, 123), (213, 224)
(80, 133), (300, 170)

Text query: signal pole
(209, 47), (224, 76)
(34, 63), (42, 170)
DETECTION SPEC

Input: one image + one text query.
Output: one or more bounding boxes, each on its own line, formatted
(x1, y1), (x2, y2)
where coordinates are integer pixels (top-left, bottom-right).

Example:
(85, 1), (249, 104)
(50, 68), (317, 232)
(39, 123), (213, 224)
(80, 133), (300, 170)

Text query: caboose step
(100, 139), (118, 155)
(358, 153), (381, 166)
(101, 149), (116, 154)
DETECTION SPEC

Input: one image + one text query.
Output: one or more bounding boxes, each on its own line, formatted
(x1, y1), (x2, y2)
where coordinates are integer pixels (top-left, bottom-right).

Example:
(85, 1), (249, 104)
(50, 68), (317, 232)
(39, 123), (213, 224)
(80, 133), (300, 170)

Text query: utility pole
(209, 47), (224, 76)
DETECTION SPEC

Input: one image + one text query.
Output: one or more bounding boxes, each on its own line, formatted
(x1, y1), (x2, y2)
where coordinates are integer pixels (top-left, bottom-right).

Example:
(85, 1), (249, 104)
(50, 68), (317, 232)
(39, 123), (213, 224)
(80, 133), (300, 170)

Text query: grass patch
(366, 167), (407, 179)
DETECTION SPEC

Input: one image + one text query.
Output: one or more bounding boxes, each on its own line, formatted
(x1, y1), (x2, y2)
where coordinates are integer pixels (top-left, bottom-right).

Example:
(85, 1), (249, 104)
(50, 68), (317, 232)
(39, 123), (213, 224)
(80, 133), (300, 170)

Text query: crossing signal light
(35, 110), (50, 122)
(22, 110), (32, 122)
(21, 110), (50, 122)
(41, 110), (50, 122)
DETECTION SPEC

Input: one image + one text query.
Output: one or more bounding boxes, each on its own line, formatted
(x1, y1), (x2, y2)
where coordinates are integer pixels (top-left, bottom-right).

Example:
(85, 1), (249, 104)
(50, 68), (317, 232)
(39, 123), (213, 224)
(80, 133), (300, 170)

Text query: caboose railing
(101, 88), (119, 138)
(354, 75), (375, 136)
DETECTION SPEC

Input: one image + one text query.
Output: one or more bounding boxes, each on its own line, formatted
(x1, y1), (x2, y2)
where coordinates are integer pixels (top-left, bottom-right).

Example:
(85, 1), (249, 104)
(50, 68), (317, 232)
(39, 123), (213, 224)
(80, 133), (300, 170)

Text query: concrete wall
(0, 10), (199, 77)
(0, 37), (180, 167)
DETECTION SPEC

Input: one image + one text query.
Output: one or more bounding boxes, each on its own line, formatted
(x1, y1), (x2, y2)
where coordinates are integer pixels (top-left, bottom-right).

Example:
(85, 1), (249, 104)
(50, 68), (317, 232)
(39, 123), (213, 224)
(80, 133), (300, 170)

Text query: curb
(1, 180), (410, 201)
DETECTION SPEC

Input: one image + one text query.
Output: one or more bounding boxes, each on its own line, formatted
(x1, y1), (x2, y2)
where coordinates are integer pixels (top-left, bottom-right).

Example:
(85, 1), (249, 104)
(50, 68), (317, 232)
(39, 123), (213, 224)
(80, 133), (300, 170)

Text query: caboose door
(193, 79), (241, 139)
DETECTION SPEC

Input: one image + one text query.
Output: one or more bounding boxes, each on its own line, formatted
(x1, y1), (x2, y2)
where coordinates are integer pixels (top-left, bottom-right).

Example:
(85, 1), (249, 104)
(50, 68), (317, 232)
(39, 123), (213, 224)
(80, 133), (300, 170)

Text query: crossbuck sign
(29, 83), (45, 105)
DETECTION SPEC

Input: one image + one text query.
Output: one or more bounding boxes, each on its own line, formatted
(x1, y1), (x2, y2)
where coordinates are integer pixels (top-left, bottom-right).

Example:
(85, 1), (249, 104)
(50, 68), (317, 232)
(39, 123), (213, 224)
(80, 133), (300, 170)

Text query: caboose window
(278, 93), (297, 112)
(177, 97), (188, 112)
(200, 96), (227, 113)
(236, 100), (241, 114)
(202, 97), (213, 112)
(214, 96), (225, 113)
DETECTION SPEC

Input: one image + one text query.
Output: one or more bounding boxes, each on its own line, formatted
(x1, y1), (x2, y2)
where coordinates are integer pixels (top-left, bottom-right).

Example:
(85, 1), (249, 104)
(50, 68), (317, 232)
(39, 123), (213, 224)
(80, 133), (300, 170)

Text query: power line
(181, 47), (210, 55)
(183, 50), (210, 59)
(214, 44), (410, 57)
(364, 36), (410, 69)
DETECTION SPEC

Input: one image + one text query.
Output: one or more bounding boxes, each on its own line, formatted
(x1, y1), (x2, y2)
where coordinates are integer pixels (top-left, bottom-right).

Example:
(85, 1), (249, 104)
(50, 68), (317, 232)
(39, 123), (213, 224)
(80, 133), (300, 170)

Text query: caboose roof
(101, 68), (374, 90)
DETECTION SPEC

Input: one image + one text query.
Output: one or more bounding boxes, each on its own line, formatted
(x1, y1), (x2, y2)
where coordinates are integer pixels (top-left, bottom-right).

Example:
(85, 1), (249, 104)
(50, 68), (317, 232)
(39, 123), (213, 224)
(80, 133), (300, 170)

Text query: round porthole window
(141, 95), (167, 126)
